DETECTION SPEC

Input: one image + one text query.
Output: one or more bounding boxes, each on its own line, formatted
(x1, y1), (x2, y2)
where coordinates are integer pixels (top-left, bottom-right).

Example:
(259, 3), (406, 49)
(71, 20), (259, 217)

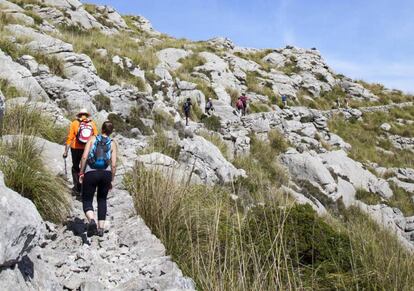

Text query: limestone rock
(179, 136), (246, 184)
(157, 48), (189, 71)
(389, 177), (414, 194)
(380, 122), (391, 131)
(280, 150), (336, 194)
(320, 150), (393, 198)
(0, 171), (44, 267)
(208, 37), (235, 50)
(0, 49), (48, 101)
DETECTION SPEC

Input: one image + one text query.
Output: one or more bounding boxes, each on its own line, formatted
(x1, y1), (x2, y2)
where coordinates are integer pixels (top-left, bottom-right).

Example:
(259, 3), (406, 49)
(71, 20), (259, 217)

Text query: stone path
(36, 173), (195, 290)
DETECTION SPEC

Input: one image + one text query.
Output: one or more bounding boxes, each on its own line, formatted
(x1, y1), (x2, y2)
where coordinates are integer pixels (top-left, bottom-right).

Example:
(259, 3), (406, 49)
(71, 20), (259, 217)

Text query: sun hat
(77, 108), (90, 117)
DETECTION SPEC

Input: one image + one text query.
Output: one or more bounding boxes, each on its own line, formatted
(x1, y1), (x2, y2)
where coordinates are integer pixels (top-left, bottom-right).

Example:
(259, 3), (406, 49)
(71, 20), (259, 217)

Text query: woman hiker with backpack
(79, 121), (117, 237)
(63, 108), (98, 194)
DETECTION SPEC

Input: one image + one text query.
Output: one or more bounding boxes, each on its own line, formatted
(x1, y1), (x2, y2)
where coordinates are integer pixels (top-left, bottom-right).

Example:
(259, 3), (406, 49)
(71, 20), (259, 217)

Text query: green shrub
(32, 53), (65, 77)
(249, 102), (270, 113)
(268, 129), (288, 154)
(24, 10), (43, 25)
(355, 188), (382, 205)
(153, 110), (174, 130)
(129, 107), (152, 135)
(140, 131), (181, 160)
(177, 53), (206, 73)
(387, 183), (414, 216)
(328, 113), (414, 168)
(107, 113), (128, 134)
(2, 105), (67, 144)
(93, 94), (112, 112)
(0, 79), (21, 99)
(201, 114), (221, 131)
(125, 167), (360, 290)
(0, 136), (71, 223)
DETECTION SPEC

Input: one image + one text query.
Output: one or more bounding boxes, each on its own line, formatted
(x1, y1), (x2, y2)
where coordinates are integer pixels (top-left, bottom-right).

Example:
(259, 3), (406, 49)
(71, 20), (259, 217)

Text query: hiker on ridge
(235, 97), (244, 117)
(79, 121), (117, 237)
(205, 98), (214, 116)
(282, 94), (288, 108)
(239, 93), (248, 116)
(63, 108), (98, 194)
(183, 97), (192, 126)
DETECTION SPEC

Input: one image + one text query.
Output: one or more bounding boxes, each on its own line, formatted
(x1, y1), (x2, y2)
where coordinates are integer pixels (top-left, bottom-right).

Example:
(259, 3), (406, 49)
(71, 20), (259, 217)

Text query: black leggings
(71, 148), (84, 191)
(82, 171), (112, 221)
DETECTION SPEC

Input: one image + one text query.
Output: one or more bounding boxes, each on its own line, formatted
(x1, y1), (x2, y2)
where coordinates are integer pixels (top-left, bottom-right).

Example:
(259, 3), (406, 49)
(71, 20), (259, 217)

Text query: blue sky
(87, 0), (414, 93)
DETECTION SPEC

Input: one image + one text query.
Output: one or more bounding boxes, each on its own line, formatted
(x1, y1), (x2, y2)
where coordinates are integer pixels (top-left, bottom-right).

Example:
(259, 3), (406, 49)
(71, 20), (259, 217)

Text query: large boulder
(0, 171), (44, 267)
(179, 136), (246, 185)
(0, 49), (48, 101)
(156, 48), (189, 71)
(320, 150), (393, 198)
(280, 150), (336, 194)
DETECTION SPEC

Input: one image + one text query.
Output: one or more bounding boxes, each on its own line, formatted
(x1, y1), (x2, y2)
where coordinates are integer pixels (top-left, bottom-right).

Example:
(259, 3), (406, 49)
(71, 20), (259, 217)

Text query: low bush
(0, 136), (70, 223)
(201, 114), (221, 132)
(139, 131), (181, 160)
(355, 188), (382, 205)
(0, 79), (21, 99)
(153, 110), (175, 130)
(93, 94), (112, 112)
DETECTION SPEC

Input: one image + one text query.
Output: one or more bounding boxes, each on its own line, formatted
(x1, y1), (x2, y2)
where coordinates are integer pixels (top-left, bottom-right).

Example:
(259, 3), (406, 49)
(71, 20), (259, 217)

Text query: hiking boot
(97, 228), (104, 237)
(87, 219), (98, 237)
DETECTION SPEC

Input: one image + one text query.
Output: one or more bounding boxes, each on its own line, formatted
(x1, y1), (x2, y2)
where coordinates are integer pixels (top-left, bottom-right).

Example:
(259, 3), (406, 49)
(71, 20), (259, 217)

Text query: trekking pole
(64, 157), (67, 179)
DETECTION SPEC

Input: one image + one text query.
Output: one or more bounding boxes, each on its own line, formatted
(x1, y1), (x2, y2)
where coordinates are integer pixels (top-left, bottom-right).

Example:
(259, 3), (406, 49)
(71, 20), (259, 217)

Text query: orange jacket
(65, 119), (98, 149)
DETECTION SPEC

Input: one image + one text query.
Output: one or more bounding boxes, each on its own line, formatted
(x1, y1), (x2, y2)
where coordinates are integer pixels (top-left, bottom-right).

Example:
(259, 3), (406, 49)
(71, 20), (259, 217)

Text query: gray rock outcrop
(179, 135), (246, 184)
(0, 171), (44, 268)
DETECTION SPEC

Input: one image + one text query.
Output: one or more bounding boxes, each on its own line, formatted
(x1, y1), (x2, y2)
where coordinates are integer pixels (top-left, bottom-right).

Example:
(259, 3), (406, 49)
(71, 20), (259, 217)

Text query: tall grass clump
(329, 113), (414, 168)
(2, 105), (67, 143)
(125, 165), (414, 290)
(0, 136), (71, 223)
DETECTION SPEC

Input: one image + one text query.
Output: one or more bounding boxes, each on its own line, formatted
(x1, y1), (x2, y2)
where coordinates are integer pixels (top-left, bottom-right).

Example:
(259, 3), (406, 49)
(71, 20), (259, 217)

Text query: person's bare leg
(85, 210), (95, 222)
(98, 220), (105, 229)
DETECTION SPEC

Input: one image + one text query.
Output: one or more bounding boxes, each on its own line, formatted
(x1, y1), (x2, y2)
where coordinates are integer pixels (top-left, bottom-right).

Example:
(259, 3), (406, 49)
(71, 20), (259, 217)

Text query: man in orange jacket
(63, 108), (98, 193)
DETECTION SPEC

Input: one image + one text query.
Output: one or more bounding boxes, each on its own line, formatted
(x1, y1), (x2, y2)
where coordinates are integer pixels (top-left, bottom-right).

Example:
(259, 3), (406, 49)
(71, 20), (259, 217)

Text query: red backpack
(236, 99), (244, 109)
(77, 120), (93, 144)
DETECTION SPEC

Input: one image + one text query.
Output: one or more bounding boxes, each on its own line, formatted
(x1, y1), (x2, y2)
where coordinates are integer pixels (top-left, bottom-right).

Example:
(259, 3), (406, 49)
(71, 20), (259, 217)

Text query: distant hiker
(282, 95), (288, 108)
(239, 93), (249, 116)
(183, 98), (192, 126)
(63, 108), (98, 194)
(235, 97), (244, 116)
(79, 121), (117, 237)
(205, 98), (214, 116)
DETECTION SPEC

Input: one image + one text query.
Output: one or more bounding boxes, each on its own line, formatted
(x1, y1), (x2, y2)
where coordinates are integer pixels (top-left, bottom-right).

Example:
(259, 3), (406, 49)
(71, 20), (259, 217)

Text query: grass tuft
(0, 136), (70, 223)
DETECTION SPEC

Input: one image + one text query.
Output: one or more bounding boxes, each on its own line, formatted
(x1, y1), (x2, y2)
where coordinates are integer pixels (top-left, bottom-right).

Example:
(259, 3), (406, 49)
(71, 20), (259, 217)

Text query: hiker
(205, 98), (214, 116)
(79, 121), (117, 237)
(63, 108), (98, 194)
(239, 93), (249, 116)
(282, 95), (288, 108)
(235, 97), (244, 117)
(183, 98), (192, 126)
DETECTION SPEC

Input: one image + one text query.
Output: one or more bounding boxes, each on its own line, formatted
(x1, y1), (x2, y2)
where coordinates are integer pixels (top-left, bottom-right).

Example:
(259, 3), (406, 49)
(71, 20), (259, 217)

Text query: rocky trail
(0, 140), (194, 291)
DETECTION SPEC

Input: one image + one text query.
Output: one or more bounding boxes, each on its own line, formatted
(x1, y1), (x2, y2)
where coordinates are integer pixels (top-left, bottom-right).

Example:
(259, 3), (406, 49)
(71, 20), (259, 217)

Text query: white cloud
(325, 56), (414, 93)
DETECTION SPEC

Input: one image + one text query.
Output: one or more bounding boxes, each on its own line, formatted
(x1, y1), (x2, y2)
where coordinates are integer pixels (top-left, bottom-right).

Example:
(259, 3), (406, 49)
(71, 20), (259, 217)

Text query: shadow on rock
(17, 255), (34, 281)
(65, 217), (88, 245)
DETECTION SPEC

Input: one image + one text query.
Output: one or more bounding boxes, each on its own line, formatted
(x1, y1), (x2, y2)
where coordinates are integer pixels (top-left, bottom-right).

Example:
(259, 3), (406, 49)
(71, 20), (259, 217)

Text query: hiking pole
(64, 157), (67, 179)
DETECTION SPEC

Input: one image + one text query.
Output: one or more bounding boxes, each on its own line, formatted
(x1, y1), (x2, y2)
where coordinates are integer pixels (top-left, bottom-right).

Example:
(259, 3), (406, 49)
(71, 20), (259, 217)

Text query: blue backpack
(88, 135), (111, 169)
